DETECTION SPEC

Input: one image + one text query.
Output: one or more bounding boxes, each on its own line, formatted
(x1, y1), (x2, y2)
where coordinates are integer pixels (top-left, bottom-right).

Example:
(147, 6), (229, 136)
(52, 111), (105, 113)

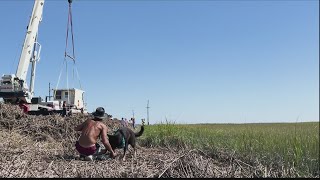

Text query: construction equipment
(0, 0), (86, 115)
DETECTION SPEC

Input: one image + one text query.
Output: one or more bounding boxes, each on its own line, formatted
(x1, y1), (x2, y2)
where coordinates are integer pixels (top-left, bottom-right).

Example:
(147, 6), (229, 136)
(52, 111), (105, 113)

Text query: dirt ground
(0, 104), (305, 178)
(0, 128), (257, 178)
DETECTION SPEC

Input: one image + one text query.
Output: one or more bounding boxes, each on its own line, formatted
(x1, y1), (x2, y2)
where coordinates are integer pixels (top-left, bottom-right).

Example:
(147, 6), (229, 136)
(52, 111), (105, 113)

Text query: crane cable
(54, 0), (83, 104)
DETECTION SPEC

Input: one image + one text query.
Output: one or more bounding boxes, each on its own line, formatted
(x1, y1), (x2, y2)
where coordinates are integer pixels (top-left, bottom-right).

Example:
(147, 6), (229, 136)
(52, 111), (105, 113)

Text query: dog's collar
(118, 137), (125, 148)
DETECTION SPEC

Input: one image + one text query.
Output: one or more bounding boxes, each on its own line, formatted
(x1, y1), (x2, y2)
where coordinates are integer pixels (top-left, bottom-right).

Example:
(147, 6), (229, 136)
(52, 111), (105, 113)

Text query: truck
(0, 0), (86, 115)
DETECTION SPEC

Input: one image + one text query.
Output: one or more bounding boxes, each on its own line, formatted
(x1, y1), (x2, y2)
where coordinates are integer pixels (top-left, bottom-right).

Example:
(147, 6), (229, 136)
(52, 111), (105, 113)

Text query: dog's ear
(108, 131), (120, 138)
(107, 133), (115, 138)
(114, 130), (122, 136)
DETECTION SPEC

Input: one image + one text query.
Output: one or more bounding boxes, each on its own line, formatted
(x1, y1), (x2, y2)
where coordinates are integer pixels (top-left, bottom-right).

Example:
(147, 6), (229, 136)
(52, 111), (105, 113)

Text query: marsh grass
(139, 121), (319, 176)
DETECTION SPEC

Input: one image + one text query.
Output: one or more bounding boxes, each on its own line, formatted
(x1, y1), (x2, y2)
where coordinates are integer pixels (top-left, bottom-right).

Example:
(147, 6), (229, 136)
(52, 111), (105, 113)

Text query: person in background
(62, 101), (67, 117)
(130, 118), (136, 128)
(121, 118), (126, 127)
(125, 118), (128, 127)
(129, 118), (132, 126)
(74, 107), (117, 161)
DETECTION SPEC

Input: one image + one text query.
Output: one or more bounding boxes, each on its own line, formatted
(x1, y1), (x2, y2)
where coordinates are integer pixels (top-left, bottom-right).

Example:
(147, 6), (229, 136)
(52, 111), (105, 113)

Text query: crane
(0, 0), (86, 115)
(0, 0), (44, 104)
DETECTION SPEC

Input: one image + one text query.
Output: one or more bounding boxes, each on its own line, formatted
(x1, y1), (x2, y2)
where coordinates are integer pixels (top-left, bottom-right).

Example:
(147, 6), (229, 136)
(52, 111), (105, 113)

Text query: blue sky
(0, 0), (318, 124)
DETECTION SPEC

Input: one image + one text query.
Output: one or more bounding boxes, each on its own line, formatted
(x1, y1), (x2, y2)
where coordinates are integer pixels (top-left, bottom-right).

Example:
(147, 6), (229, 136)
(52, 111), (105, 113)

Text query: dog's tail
(134, 125), (144, 137)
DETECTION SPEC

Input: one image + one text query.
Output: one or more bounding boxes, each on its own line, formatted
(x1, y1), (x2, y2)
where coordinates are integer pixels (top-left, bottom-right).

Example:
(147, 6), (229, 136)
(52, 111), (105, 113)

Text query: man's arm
(100, 124), (117, 158)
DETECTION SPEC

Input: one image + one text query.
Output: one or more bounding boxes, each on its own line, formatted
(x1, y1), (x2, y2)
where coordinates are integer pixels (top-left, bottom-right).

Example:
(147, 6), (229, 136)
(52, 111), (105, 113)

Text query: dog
(107, 125), (144, 161)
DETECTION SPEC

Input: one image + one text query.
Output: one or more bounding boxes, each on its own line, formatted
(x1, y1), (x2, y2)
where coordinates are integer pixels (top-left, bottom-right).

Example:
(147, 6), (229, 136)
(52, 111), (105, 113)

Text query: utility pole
(146, 100), (150, 125)
(46, 82), (53, 102)
(48, 82), (51, 100)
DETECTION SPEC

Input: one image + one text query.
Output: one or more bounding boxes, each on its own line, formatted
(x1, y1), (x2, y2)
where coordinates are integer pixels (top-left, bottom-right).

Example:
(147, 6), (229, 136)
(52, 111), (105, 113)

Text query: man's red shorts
(75, 141), (96, 156)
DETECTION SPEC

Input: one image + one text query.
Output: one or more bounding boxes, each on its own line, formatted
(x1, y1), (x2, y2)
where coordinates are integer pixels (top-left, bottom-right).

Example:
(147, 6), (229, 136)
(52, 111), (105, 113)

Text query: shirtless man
(74, 107), (117, 161)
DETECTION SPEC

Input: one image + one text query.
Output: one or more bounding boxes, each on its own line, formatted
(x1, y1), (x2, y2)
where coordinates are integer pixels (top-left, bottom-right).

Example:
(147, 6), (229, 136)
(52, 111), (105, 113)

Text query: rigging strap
(54, 0), (83, 102)
(64, 1), (75, 63)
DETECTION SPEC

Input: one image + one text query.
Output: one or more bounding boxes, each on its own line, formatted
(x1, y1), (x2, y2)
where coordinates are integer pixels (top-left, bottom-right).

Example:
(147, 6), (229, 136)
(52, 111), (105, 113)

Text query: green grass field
(139, 121), (319, 176)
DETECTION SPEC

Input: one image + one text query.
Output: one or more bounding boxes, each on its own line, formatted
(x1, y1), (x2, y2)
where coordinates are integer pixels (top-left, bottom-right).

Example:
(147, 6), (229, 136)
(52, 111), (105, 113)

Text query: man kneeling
(74, 107), (117, 161)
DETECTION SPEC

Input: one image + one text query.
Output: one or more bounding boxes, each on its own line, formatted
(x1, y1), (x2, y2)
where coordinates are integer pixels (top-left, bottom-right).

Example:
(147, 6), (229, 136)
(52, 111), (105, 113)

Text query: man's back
(78, 119), (103, 147)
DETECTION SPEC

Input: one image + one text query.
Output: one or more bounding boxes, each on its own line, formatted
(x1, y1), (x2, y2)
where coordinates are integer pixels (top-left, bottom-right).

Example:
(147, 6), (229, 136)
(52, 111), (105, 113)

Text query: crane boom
(16, 0), (44, 80)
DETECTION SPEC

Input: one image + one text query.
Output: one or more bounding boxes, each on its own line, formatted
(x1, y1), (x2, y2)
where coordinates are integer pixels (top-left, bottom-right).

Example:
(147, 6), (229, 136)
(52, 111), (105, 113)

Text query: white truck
(0, 0), (86, 115)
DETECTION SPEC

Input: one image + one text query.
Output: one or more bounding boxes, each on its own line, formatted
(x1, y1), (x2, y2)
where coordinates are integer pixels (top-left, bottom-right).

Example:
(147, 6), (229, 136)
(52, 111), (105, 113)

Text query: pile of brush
(0, 103), (123, 141)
